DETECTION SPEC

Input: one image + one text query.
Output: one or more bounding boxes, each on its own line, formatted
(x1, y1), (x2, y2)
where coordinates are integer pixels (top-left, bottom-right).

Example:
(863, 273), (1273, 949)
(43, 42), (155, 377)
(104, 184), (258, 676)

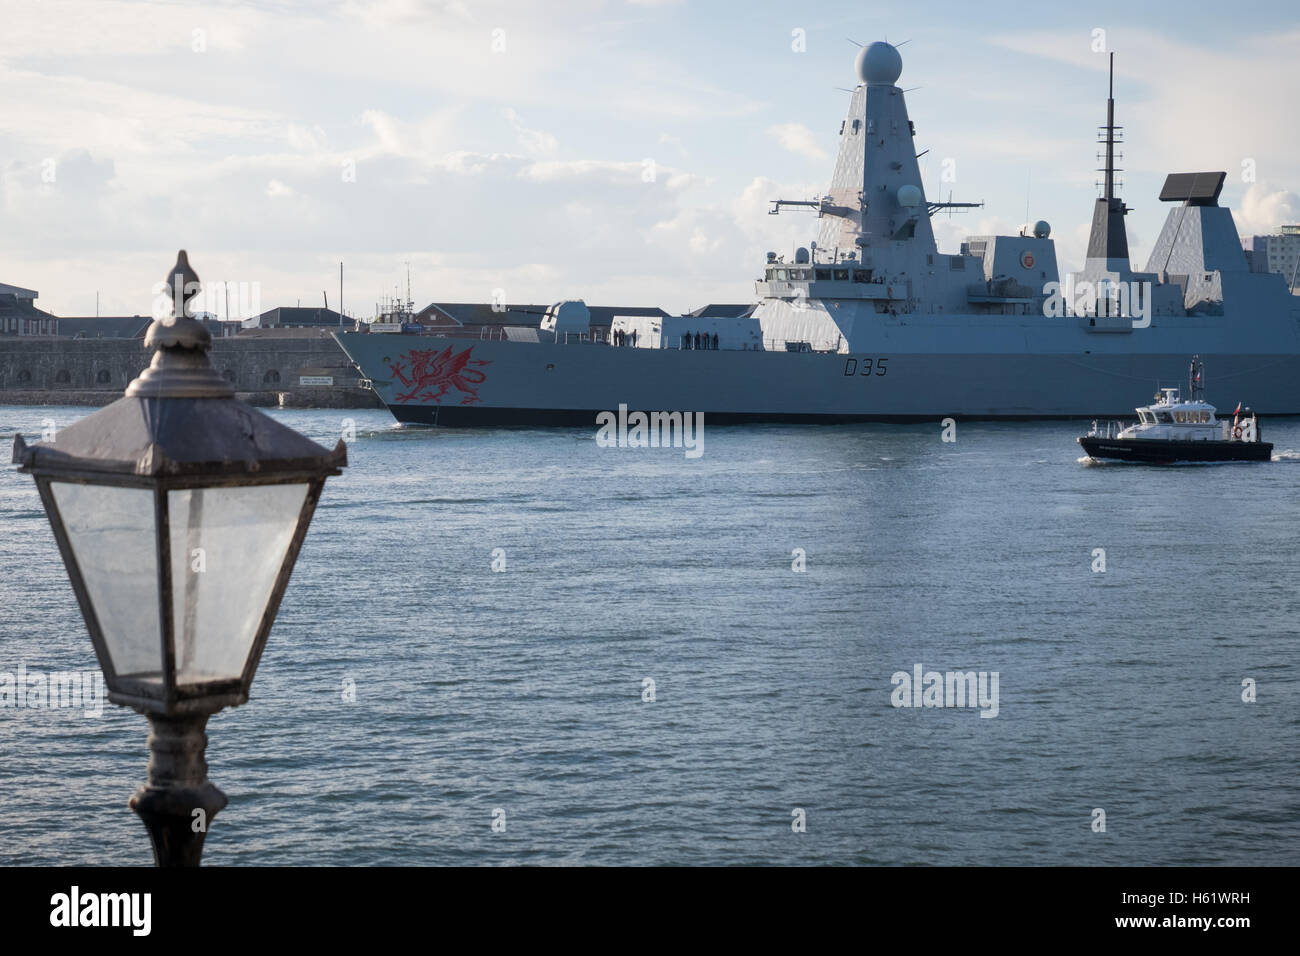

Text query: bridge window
(1156, 411), (1173, 423)
(815, 269), (831, 280)
(222, 369), (236, 382)
(263, 369), (281, 385)
(17, 369), (31, 384)
(96, 369), (111, 384)
(833, 269), (849, 281)
(55, 369), (71, 384)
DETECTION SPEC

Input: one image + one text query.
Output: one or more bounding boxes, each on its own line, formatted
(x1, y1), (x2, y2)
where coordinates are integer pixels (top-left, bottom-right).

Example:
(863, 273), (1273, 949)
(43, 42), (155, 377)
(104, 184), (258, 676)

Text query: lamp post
(12, 250), (346, 866)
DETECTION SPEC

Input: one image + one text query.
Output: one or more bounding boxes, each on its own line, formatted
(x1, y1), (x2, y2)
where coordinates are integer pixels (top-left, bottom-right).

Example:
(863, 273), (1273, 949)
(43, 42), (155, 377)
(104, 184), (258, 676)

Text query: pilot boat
(1077, 357), (1272, 463)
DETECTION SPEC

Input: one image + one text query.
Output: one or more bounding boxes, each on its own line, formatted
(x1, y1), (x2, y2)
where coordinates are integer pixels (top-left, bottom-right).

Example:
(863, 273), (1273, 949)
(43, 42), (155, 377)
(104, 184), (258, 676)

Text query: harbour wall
(0, 334), (382, 408)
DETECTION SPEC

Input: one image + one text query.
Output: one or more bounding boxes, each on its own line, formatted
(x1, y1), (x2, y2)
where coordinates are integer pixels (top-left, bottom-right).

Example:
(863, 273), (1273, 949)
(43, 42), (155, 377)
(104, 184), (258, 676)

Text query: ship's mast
(1085, 52), (1131, 272)
(1103, 53), (1118, 202)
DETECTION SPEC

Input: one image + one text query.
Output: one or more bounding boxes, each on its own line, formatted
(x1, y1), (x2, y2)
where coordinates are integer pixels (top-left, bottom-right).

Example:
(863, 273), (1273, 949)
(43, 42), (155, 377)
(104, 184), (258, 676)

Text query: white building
(1247, 225), (1300, 290)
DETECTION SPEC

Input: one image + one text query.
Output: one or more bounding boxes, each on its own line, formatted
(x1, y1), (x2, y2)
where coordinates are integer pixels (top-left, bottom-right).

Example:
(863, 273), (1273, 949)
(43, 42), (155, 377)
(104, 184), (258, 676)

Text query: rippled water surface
(1, 405), (1297, 865)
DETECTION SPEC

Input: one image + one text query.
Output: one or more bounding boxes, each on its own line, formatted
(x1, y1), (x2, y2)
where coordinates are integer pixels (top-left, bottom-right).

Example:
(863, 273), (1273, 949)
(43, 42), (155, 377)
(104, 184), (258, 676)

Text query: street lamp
(12, 250), (346, 866)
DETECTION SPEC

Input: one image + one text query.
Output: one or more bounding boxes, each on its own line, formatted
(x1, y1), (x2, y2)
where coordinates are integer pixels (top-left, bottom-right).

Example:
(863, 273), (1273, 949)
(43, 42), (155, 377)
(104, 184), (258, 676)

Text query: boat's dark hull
(1078, 436), (1273, 463)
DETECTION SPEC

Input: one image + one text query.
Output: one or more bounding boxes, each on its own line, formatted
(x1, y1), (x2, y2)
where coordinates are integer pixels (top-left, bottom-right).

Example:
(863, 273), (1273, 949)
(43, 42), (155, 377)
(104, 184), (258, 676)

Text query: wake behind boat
(1077, 357), (1272, 463)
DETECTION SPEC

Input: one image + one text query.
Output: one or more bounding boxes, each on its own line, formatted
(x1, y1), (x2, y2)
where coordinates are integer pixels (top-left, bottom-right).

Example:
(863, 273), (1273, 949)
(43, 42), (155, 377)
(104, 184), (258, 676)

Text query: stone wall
(0, 334), (383, 408)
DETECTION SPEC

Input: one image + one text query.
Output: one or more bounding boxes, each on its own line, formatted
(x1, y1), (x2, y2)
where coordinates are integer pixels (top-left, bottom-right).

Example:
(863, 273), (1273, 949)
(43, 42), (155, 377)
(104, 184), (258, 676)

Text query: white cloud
(2, 3), (1295, 321)
(1233, 183), (1299, 238)
(287, 124), (328, 152)
(766, 123), (827, 161)
(989, 29), (1300, 181)
(658, 133), (688, 159)
(504, 108), (558, 157)
(518, 159), (651, 185)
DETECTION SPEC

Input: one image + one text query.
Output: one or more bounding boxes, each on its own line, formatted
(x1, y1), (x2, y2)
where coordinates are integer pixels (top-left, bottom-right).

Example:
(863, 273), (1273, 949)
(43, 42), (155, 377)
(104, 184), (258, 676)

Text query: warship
(335, 41), (1300, 426)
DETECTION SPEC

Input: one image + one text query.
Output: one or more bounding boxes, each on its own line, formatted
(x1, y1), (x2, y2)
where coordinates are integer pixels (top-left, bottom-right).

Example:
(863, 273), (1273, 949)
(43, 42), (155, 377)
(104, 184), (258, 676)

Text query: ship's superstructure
(336, 41), (1300, 426)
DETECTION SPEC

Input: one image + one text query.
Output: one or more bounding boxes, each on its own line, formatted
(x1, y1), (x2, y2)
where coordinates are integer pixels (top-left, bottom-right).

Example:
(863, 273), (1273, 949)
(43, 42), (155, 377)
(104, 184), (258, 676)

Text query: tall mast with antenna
(1104, 52), (1117, 202)
(1085, 51), (1131, 272)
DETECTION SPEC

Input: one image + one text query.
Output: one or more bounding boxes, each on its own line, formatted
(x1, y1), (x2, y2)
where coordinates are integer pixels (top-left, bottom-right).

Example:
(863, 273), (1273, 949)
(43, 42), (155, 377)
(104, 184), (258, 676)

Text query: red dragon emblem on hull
(389, 345), (491, 404)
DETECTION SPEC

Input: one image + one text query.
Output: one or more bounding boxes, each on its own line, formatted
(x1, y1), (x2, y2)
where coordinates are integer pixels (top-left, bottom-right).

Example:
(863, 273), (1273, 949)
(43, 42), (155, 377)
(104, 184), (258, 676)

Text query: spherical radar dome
(897, 184), (923, 208)
(1033, 220), (1052, 239)
(856, 41), (902, 86)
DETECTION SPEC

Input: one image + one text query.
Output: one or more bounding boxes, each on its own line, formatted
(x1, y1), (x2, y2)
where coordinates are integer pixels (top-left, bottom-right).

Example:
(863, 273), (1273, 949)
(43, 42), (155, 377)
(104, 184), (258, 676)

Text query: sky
(2, 0), (1298, 319)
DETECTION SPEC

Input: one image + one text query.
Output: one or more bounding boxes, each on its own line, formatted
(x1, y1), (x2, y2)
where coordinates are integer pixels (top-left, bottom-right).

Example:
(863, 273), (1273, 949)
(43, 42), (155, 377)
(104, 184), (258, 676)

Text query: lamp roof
(13, 249), (347, 482)
(14, 395), (346, 480)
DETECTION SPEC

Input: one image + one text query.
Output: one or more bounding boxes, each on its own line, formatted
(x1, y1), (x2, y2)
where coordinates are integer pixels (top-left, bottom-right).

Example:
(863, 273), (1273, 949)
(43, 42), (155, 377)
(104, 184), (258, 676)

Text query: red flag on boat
(1233, 402), (1242, 416)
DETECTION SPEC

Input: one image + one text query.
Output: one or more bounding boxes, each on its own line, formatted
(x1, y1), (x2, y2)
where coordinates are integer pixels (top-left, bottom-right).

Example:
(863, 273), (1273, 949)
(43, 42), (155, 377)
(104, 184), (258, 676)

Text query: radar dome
(1033, 220), (1051, 238)
(856, 41), (902, 86)
(897, 184), (923, 208)
(795, 247), (810, 264)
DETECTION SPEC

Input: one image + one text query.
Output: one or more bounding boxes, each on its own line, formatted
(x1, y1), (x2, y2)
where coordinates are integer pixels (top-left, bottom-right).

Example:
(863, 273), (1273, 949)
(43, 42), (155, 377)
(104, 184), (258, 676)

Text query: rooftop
(0, 293), (55, 321)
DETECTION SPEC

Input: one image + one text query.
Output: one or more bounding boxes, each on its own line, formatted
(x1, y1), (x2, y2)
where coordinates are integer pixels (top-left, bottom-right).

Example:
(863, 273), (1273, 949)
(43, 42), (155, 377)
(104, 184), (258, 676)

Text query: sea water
(1, 406), (1296, 865)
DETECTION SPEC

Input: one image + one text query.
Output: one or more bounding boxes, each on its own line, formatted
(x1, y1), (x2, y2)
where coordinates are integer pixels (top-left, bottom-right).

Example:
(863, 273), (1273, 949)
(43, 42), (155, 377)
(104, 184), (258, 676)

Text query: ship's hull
(1078, 436), (1273, 462)
(335, 333), (1300, 425)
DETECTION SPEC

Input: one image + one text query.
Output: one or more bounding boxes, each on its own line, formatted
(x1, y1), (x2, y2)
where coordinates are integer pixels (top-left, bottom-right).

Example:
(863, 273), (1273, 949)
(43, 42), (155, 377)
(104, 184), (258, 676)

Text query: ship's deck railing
(1087, 420), (1128, 439)
(762, 338), (842, 353)
(383, 325), (535, 340)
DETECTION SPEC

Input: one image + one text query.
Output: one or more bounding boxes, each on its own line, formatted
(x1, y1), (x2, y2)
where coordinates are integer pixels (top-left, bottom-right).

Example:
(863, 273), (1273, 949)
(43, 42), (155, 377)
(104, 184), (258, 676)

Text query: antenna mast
(1103, 52), (1118, 201)
(1084, 52), (1131, 269)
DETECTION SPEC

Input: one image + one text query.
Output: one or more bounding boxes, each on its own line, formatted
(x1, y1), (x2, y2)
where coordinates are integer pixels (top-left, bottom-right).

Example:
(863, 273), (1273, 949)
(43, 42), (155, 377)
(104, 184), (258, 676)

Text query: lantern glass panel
(167, 483), (309, 685)
(50, 482), (163, 684)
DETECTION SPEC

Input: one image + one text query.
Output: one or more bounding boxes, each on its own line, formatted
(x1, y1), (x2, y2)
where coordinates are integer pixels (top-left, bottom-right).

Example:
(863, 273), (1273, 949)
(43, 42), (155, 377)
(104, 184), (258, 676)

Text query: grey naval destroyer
(336, 42), (1300, 426)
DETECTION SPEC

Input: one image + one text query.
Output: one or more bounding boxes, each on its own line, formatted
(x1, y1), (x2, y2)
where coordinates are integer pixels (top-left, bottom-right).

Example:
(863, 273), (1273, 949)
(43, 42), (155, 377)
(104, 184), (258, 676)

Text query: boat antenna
(1188, 354), (1205, 402)
(1023, 170), (1031, 235)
